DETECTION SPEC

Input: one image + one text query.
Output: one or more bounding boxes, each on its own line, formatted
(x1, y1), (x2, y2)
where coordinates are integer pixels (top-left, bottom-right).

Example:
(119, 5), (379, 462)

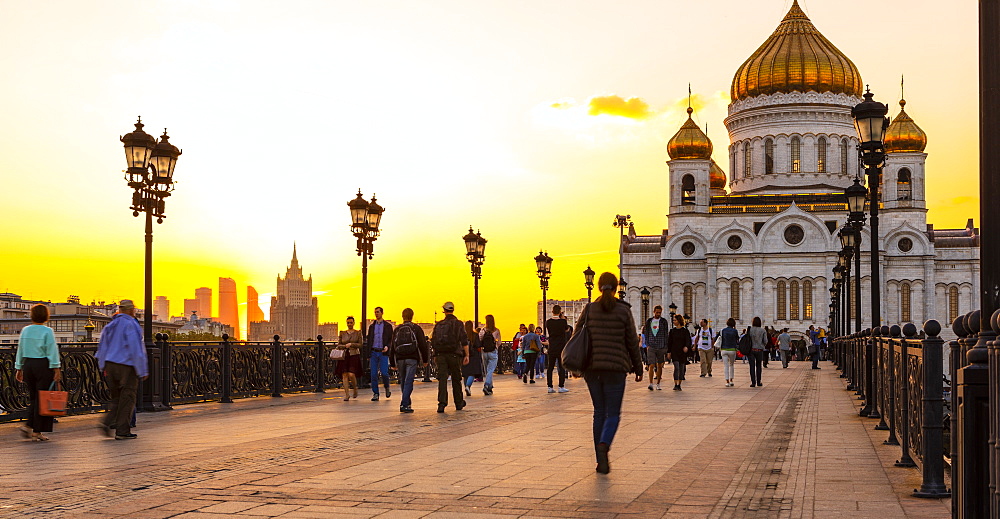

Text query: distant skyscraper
(183, 298), (199, 317)
(247, 286), (265, 336)
(269, 244), (319, 341)
(194, 287), (212, 319)
(218, 277), (239, 339)
(153, 296), (169, 322)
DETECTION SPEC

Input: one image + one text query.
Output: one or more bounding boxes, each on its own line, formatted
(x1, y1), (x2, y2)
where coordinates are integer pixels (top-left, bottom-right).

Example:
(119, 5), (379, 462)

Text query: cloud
(587, 95), (652, 119)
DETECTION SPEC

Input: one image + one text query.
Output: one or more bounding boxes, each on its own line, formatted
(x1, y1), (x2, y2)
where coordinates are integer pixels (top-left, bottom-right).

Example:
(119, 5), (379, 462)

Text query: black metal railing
(0, 335), (520, 422)
(829, 320), (950, 499)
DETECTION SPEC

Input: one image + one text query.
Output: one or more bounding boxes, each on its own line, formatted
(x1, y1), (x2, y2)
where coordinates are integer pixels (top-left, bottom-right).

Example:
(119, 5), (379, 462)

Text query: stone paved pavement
(0, 360), (950, 518)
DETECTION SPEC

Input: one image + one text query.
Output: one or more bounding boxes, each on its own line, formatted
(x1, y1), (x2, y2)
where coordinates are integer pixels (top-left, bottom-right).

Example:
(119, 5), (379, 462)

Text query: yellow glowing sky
(0, 1), (980, 339)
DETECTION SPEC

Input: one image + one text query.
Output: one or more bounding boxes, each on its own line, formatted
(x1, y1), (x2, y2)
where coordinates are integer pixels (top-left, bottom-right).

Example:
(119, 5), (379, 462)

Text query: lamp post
(618, 279), (627, 300)
(534, 251), (553, 332)
(613, 214), (631, 283)
(852, 89), (889, 332)
(668, 302), (677, 322)
(348, 190), (384, 346)
(121, 117), (180, 412)
(640, 287), (651, 325)
(463, 227), (487, 327)
(583, 265), (595, 303)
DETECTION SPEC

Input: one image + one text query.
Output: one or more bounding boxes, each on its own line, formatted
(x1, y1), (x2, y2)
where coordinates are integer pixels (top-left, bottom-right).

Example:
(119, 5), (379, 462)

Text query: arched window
(681, 174), (695, 204)
(731, 281), (741, 321)
(790, 137), (801, 173)
(743, 142), (752, 177)
(841, 138), (850, 174)
(731, 147), (737, 179)
(803, 280), (813, 320)
(764, 139), (774, 174)
(901, 282), (912, 322)
(683, 286), (694, 318)
(777, 281), (787, 320)
(790, 280), (800, 320)
(949, 286), (960, 324)
(898, 168), (912, 200)
(817, 137), (827, 173)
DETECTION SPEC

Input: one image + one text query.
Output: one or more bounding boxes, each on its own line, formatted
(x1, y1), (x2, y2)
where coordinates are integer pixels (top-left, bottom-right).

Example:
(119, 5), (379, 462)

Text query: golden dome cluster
(884, 100), (927, 153)
(731, 0), (863, 101)
(668, 108), (713, 160)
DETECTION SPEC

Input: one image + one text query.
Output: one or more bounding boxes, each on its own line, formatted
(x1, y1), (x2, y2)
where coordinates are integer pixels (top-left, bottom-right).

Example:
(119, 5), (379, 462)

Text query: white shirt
(695, 327), (716, 350)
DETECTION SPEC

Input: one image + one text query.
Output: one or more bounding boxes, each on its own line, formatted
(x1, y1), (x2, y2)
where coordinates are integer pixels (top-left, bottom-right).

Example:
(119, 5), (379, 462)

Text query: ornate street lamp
(463, 227), (487, 327)
(583, 265), (595, 303)
(613, 214), (631, 285)
(347, 190), (384, 348)
(852, 88), (889, 333)
(121, 117), (180, 412)
(668, 302), (678, 321)
(534, 251), (553, 332)
(640, 287), (651, 325)
(618, 279), (627, 300)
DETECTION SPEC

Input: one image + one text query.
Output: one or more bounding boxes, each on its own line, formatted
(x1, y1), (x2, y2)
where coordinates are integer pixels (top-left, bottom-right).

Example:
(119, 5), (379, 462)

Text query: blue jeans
(483, 351), (498, 387)
(584, 371), (627, 448)
(398, 358), (418, 407)
(370, 351), (390, 394)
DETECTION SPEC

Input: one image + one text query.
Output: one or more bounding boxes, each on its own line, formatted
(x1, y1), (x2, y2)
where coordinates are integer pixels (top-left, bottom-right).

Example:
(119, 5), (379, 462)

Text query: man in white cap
(431, 301), (469, 412)
(95, 299), (147, 440)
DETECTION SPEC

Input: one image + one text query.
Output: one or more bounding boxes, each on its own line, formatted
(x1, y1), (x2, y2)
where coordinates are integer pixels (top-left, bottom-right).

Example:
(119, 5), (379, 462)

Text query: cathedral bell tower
(882, 98), (928, 210)
(667, 107), (722, 214)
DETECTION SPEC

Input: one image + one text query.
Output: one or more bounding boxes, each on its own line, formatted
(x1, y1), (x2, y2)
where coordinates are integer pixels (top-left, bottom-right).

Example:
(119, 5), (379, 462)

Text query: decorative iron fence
(829, 320), (950, 499)
(0, 335), (520, 422)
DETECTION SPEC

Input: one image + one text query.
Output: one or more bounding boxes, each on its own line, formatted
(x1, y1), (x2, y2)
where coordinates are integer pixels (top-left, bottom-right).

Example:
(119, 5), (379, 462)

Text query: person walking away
(694, 319), (716, 377)
(336, 317), (364, 401)
(809, 328), (822, 369)
(535, 328), (548, 379)
(462, 320), (485, 396)
(719, 318), (740, 387)
(519, 324), (543, 384)
(818, 327), (828, 360)
(667, 314), (691, 390)
(432, 302), (469, 412)
(388, 308), (428, 413)
(14, 304), (61, 441)
(512, 325), (526, 378)
(545, 305), (571, 393)
(577, 272), (643, 474)
(642, 305), (670, 390)
(366, 307), (393, 401)
(479, 315), (501, 395)
(747, 317), (767, 387)
(778, 328), (792, 368)
(95, 300), (147, 440)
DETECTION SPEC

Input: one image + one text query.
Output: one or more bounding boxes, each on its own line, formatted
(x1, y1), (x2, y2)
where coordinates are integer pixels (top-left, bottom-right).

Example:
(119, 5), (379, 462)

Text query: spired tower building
(269, 244), (319, 341)
(621, 1), (979, 338)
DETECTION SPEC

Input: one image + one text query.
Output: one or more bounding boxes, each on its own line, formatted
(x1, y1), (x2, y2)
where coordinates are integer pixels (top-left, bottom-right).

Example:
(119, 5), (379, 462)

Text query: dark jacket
(388, 322), (428, 366)
(576, 300), (642, 374)
(366, 320), (394, 352)
(720, 326), (740, 350)
(642, 317), (670, 349)
(431, 314), (468, 355)
(667, 327), (691, 361)
(545, 317), (570, 351)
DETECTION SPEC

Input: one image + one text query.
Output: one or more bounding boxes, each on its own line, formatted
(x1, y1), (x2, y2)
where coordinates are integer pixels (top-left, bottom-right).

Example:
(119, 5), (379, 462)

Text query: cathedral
(621, 1), (979, 339)
(248, 245), (319, 341)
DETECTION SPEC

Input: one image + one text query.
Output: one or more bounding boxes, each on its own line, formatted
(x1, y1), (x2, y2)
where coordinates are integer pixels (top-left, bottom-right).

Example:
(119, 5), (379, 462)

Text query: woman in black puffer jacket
(575, 272), (643, 474)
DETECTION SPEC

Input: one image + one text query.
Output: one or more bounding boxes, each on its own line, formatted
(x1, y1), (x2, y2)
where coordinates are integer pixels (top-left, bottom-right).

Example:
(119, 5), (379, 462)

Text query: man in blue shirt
(366, 307), (393, 401)
(95, 300), (147, 440)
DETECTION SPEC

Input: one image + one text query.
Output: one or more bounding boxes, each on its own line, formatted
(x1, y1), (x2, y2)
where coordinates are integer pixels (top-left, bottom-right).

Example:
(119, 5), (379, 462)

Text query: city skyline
(0, 1), (979, 336)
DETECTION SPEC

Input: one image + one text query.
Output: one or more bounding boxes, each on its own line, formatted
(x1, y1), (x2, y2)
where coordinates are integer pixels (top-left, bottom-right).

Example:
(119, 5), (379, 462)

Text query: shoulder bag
(39, 381), (68, 417)
(561, 304), (592, 373)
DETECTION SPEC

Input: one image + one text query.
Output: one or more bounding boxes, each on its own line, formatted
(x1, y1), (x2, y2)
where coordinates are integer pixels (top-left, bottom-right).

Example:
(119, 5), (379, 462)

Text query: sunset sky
(0, 0), (979, 338)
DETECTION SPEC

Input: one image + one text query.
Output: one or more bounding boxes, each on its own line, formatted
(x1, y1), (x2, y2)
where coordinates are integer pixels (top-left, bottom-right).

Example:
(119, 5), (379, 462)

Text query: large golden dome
(668, 108), (713, 160)
(709, 160), (727, 189)
(731, 0), (864, 101)
(884, 100), (927, 153)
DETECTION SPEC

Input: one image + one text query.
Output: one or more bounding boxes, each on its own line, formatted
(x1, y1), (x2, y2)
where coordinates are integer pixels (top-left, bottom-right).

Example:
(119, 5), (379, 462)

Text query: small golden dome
(709, 160), (727, 189)
(668, 108), (713, 160)
(731, 0), (863, 101)
(884, 99), (927, 153)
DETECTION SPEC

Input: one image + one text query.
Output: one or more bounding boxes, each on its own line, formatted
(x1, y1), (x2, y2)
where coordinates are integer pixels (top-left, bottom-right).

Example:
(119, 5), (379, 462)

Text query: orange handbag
(38, 381), (68, 417)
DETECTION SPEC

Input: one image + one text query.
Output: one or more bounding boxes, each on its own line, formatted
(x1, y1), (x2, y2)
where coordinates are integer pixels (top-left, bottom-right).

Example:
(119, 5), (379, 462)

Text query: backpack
(431, 318), (462, 355)
(394, 324), (418, 357)
(481, 331), (497, 352)
(738, 332), (753, 356)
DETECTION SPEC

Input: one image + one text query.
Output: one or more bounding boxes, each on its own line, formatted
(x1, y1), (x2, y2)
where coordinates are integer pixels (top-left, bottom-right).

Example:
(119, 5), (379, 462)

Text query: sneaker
(456, 401), (466, 411)
(558, 387), (570, 393)
(522, 376), (528, 384)
(114, 433), (138, 440)
(655, 384), (661, 391)
(677, 385), (683, 391)
(386, 389), (391, 398)
(400, 406), (414, 413)
(596, 443), (610, 474)
(548, 387), (556, 393)
(437, 405), (446, 413)
(708, 373), (713, 377)
(466, 387), (472, 396)
(673, 385), (680, 391)
(371, 394), (379, 402)
(648, 384), (654, 391)
(529, 380), (536, 384)
(483, 387), (490, 395)
(699, 374), (705, 378)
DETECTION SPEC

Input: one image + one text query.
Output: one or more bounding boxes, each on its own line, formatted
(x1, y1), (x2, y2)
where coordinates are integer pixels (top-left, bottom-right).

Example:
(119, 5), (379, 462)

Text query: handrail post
(913, 319), (950, 497)
(315, 335), (326, 393)
(885, 326), (900, 446)
(158, 333), (173, 409)
(895, 325), (916, 467)
(221, 334), (233, 403)
(875, 333), (890, 430)
(990, 309), (1000, 516)
(956, 310), (989, 518)
(271, 335), (284, 398)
